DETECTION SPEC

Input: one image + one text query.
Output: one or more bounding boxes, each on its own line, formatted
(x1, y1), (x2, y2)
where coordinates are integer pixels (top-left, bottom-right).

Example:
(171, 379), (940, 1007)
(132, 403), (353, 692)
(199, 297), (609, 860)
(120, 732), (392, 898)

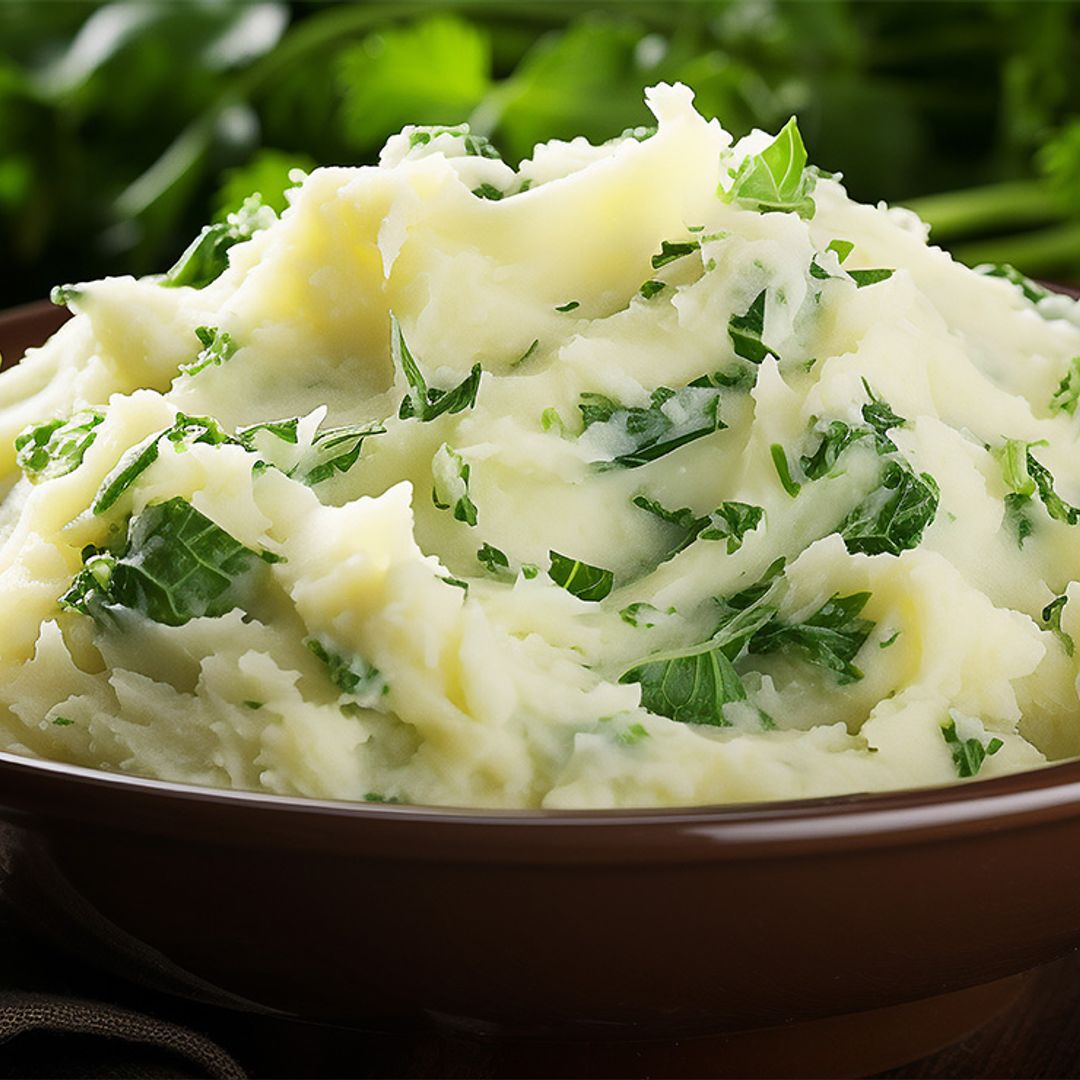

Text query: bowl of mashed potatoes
(2, 84), (1080, 1074)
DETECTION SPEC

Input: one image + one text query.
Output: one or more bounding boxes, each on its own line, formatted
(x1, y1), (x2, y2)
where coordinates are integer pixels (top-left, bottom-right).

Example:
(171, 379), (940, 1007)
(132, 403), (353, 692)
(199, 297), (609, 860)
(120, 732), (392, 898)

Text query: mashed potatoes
(2, 83), (1080, 808)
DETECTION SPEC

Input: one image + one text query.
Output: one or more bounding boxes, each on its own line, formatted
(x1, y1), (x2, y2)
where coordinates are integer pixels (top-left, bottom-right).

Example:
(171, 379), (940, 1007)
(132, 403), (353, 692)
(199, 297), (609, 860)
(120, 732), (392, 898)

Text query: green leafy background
(1, 0), (1078, 306)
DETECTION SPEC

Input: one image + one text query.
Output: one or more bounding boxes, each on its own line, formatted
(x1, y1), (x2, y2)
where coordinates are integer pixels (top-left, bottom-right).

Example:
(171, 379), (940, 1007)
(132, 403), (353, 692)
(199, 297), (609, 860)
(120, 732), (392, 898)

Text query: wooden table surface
(2, 919), (1078, 1078)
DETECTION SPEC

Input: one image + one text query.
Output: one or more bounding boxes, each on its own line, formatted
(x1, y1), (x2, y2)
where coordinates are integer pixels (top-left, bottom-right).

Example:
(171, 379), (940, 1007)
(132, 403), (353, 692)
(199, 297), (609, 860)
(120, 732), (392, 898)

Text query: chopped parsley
(51, 716), (75, 727)
(392, 315), (481, 422)
(511, 339), (539, 368)
(639, 279), (667, 300)
(651, 239), (700, 270)
(15, 409), (105, 483)
(770, 444), (801, 497)
(1042, 595), (1074, 656)
(477, 542), (510, 576)
(92, 413), (233, 514)
(632, 495), (763, 557)
(1049, 357), (1080, 417)
(941, 716), (1003, 778)
(620, 602), (670, 629)
(848, 268), (895, 288)
(722, 116), (817, 220)
(827, 239), (854, 263)
(994, 439), (1079, 545)
(728, 290), (778, 364)
(432, 444), (478, 526)
(163, 194), (274, 290)
(180, 326), (237, 378)
(547, 551), (614, 601)
(555, 300), (580, 313)
(578, 382), (726, 470)
(307, 637), (386, 704)
(839, 460), (940, 556)
(297, 421), (385, 486)
(408, 127), (500, 159)
(976, 263), (1049, 305)
(472, 183), (504, 201)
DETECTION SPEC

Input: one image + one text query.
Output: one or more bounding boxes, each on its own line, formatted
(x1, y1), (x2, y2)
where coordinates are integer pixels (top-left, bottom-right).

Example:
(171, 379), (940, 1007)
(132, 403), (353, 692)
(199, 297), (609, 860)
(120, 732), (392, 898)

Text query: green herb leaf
(235, 417), (301, 449)
(92, 413), (235, 514)
(722, 116), (817, 219)
(432, 444), (478, 526)
(477, 542), (510, 576)
(651, 239), (700, 270)
(579, 383), (726, 470)
(392, 315), (481, 422)
(511, 339), (539, 368)
(633, 494), (763, 557)
(827, 239), (854, 263)
(179, 325), (237, 377)
(639, 279), (667, 300)
(548, 550), (614, 601)
(555, 300), (580, 312)
(307, 637), (386, 703)
(750, 592), (875, 684)
(848, 268), (895, 287)
(800, 420), (866, 480)
(860, 380), (906, 450)
(1049, 358), (1080, 416)
(296, 421), (385, 486)
(941, 716), (1002, 778)
(728, 290), (778, 364)
(839, 459), (940, 556)
(15, 409), (104, 483)
(770, 443), (801, 497)
(68, 498), (267, 626)
(472, 182), (504, 201)
(976, 264), (1049, 305)
(620, 602), (665, 628)
(1041, 595), (1074, 656)
(163, 194), (274, 290)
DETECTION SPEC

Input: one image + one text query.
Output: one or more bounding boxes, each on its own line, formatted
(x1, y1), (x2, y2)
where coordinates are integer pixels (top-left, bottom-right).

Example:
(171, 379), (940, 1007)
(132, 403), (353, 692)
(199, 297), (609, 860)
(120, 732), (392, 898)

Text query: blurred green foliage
(0, 0), (1078, 305)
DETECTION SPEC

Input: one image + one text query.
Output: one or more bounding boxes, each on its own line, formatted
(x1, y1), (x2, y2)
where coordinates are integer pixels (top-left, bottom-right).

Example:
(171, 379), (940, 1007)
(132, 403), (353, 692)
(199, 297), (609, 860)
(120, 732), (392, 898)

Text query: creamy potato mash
(2, 84), (1080, 808)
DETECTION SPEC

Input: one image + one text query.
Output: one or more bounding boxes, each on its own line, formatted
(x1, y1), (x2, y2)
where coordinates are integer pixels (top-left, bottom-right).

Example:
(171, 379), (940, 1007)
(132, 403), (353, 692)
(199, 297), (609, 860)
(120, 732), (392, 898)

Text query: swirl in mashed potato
(2, 84), (1080, 808)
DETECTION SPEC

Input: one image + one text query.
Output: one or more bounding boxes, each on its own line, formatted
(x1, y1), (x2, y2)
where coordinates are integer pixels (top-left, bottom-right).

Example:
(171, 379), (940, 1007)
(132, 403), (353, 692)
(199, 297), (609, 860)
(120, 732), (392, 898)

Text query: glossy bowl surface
(2, 294), (1080, 1076)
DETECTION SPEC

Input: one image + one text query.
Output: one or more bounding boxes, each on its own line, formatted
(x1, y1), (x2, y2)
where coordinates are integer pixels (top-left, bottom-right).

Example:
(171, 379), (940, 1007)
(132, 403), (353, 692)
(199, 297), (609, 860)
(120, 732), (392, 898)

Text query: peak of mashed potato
(1, 83), (1079, 808)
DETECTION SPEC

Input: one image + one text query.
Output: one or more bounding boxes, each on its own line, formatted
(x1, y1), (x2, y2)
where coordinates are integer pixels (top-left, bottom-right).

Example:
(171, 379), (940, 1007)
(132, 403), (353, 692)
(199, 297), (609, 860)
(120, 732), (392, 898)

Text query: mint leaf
(722, 116), (817, 219)
(728, 290), (778, 364)
(1042, 594), (1074, 656)
(15, 409), (104, 483)
(750, 591), (875, 684)
(548, 551), (614, 601)
(163, 194), (274, 289)
(839, 460), (940, 556)
(307, 637), (385, 703)
(579, 382), (726, 470)
(392, 315), (481, 422)
(180, 325), (237, 378)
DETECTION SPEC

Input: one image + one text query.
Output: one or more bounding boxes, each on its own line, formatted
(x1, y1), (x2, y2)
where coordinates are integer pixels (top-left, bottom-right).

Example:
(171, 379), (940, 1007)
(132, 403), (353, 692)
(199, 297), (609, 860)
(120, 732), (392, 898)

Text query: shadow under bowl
(2, 295), (1080, 1078)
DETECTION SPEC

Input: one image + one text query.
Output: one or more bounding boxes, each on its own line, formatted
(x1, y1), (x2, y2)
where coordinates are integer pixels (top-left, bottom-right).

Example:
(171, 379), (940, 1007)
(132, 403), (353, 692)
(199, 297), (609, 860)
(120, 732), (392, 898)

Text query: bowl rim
(5, 750), (1080, 863)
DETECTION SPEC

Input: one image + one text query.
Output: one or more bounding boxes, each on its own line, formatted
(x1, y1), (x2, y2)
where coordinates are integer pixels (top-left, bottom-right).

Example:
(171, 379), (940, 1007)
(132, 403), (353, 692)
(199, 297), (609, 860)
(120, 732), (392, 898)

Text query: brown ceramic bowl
(2, 295), (1080, 1079)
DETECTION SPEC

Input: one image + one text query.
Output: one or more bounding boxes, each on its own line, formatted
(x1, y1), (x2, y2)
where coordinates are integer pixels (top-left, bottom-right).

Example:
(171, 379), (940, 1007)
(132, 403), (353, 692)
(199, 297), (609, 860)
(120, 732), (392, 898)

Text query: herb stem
(903, 180), (1065, 241)
(950, 221), (1080, 276)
